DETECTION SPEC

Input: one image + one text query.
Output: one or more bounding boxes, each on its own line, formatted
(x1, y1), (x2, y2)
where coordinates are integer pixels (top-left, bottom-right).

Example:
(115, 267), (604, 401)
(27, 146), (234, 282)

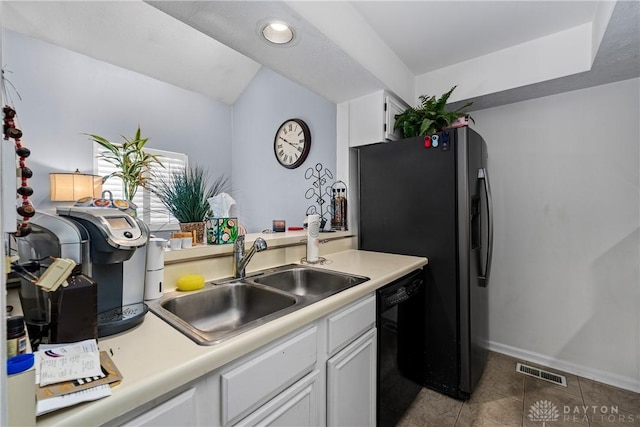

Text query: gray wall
(232, 67), (337, 232)
(2, 29), (232, 215)
(2, 30), (337, 233)
(471, 77), (640, 390)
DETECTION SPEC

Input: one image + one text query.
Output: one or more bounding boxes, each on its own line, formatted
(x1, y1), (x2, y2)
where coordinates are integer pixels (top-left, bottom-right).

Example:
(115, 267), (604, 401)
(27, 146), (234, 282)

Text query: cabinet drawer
(234, 370), (320, 427)
(120, 387), (197, 426)
(327, 295), (375, 355)
(221, 327), (318, 425)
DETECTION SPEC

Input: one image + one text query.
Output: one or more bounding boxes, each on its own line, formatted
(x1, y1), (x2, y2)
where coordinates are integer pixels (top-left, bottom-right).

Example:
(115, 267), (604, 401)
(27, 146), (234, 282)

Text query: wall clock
(274, 118), (311, 169)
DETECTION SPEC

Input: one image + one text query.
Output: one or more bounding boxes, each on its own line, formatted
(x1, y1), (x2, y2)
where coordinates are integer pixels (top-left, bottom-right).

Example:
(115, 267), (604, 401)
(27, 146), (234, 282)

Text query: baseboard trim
(487, 341), (640, 393)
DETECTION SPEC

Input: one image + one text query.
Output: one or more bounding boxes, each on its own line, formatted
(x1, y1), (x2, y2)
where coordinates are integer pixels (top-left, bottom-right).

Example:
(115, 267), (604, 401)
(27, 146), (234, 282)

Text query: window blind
(94, 145), (188, 231)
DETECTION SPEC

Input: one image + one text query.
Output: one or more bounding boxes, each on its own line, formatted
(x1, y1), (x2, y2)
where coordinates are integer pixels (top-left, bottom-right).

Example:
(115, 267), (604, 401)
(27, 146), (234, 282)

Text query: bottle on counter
(331, 188), (342, 230)
(7, 316), (27, 359)
(340, 188), (348, 231)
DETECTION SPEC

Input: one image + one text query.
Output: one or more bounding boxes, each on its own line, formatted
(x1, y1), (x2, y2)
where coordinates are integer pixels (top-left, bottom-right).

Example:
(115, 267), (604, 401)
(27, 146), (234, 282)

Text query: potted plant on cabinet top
(394, 85), (474, 138)
(86, 126), (163, 202)
(148, 164), (229, 244)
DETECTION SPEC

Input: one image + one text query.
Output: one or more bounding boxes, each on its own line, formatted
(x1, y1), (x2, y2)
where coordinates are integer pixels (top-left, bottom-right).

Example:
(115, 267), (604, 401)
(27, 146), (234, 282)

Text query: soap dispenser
(144, 238), (168, 300)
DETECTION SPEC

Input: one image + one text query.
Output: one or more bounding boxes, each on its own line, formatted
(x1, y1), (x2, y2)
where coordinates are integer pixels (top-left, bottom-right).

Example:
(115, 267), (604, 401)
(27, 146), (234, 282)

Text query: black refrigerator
(358, 126), (493, 400)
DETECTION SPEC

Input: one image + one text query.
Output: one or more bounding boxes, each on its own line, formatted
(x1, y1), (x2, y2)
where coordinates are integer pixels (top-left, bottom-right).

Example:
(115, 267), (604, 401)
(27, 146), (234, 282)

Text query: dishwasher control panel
(378, 270), (424, 312)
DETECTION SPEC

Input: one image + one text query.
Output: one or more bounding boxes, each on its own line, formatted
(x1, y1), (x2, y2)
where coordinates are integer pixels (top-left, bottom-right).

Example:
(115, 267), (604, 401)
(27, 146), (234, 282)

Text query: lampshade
(49, 170), (103, 201)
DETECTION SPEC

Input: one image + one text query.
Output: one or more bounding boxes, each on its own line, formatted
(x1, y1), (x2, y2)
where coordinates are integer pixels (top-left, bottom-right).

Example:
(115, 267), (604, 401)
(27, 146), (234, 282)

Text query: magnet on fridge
(432, 134), (439, 148)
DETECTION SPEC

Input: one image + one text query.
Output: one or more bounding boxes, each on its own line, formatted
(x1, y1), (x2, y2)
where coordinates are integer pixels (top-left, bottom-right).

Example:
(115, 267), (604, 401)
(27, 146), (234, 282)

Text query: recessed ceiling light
(262, 21), (295, 45)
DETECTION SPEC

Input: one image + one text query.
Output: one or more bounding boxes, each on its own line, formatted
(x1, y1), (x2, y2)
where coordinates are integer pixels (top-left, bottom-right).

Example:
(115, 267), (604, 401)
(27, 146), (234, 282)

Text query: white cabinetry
(221, 327), (318, 425)
(327, 294), (376, 355)
(117, 294), (377, 427)
(235, 371), (320, 427)
(327, 328), (377, 427)
(120, 387), (198, 426)
(349, 90), (408, 147)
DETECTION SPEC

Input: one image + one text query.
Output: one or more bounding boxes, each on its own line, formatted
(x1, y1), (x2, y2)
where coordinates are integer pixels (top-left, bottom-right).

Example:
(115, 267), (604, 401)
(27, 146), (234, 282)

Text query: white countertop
(36, 249), (427, 426)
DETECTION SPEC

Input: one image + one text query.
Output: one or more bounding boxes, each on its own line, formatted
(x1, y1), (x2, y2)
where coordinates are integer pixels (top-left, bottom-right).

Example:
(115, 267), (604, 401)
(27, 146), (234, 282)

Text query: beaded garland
(4, 105), (34, 237)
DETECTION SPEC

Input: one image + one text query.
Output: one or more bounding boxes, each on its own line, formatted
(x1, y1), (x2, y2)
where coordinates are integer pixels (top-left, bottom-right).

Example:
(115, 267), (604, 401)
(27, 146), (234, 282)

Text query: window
(94, 145), (187, 231)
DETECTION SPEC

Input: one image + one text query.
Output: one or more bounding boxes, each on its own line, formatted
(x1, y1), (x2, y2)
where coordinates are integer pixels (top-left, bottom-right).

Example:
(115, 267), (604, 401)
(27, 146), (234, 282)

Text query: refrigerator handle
(478, 168), (493, 287)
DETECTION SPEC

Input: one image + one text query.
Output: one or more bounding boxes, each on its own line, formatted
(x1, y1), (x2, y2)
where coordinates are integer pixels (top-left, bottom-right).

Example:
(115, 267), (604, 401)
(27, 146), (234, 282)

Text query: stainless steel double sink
(147, 264), (369, 346)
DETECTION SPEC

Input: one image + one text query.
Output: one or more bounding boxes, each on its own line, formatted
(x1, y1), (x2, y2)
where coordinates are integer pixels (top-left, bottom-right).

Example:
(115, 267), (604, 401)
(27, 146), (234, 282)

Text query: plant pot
(179, 221), (206, 245)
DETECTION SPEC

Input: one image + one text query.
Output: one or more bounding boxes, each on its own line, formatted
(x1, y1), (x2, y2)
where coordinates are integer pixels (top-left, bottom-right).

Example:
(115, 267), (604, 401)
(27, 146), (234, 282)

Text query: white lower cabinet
(118, 294), (377, 427)
(120, 387), (199, 426)
(221, 327), (318, 425)
(235, 371), (320, 427)
(327, 328), (377, 427)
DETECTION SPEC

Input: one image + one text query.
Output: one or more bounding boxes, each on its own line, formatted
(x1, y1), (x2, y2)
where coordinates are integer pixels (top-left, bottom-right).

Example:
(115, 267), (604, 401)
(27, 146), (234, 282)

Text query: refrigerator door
(358, 135), (460, 393)
(458, 127), (489, 395)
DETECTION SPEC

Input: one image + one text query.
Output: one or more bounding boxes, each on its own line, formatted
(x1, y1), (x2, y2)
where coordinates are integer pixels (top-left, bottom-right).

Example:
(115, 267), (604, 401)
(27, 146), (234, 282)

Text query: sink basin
(149, 282), (298, 345)
(250, 265), (369, 297)
(148, 265), (369, 346)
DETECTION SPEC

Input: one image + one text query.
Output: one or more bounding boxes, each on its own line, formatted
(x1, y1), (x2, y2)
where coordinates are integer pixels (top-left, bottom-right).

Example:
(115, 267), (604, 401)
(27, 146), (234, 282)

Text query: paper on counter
(36, 384), (112, 416)
(36, 339), (100, 386)
(39, 352), (102, 386)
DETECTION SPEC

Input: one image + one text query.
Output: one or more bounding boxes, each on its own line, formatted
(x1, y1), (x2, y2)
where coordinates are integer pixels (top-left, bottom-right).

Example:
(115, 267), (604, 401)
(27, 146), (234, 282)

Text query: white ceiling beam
(285, 1), (415, 104)
(591, 0), (617, 64)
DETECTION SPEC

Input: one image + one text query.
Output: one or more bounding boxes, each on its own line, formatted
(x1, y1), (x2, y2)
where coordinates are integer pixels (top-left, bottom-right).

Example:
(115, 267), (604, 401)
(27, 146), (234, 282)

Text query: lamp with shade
(49, 169), (103, 202)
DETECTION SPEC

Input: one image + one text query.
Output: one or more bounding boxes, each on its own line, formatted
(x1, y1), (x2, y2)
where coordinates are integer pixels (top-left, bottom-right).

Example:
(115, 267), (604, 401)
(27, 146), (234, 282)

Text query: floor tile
(523, 377), (587, 427)
(579, 377), (640, 416)
(479, 353), (526, 402)
(398, 352), (640, 427)
(401, 387), (463, 427)
(455, 386), (524, 427)
(395, 413), (424, 427)
(588, 409), (640, 426)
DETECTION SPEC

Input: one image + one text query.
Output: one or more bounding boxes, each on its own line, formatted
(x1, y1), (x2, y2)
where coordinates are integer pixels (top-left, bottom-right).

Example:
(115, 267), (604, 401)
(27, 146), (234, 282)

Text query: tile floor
(397, 352), (640, 427)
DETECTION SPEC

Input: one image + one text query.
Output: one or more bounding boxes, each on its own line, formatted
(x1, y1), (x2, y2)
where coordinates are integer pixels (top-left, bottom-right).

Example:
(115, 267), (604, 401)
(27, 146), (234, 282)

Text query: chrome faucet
(233, 235), (268, 278)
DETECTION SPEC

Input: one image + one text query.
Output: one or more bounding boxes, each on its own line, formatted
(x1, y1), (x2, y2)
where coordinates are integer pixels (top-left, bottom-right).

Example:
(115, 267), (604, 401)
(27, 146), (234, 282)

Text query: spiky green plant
(148, 165), (229, 223)
(394, 86), (474, 137)
(85, 126), (163, 201)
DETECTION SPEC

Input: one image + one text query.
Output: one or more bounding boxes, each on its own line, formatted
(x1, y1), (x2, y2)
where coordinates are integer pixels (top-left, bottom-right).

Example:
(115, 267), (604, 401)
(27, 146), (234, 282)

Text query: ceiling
(3, 1), (639, 109)
(350, 1), (599, 75)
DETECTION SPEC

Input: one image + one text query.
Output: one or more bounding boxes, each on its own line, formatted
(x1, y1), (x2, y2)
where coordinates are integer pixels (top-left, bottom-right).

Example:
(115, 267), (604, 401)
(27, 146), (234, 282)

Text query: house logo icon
(529, 400), (560, 426)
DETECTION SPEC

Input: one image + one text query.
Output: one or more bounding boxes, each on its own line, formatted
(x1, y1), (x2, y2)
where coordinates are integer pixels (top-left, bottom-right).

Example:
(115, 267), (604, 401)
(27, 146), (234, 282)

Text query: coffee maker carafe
(16, 212), (96, 345)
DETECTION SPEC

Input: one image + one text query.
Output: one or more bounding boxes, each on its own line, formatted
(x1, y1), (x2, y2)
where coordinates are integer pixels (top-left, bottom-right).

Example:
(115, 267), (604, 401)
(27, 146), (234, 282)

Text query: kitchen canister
(6, 316), (27, 359)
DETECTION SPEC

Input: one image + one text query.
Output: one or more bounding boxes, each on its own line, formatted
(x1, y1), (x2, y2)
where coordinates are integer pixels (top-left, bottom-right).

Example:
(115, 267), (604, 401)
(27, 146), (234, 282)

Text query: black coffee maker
(17, 209), (149, 345)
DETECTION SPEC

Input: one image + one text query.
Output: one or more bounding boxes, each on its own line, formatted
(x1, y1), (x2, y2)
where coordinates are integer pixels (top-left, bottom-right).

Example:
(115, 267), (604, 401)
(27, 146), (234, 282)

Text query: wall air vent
(516, 362), (567, 387)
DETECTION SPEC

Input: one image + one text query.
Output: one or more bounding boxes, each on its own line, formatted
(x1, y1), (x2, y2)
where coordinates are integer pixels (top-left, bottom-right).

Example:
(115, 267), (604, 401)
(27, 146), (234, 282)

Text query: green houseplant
(86, 126), (163, 201)
(394, 85), (474, 138)
(148, 165), (229, 244)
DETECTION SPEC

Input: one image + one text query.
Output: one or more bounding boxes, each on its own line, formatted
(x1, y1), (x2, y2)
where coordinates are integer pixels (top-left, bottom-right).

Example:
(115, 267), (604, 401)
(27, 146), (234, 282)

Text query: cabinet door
(327, 328), (377, 427)
(349, 91), (408, 147)
(120, 387), (197, 426)
(221, 327), (317, 425)
(384, 94), (405, 141)
(235, 371), (319, 427)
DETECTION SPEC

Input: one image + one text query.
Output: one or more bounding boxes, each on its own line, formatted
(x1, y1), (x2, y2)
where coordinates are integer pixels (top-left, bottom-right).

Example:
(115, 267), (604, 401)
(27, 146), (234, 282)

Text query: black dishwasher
(376, 269), (424, 427)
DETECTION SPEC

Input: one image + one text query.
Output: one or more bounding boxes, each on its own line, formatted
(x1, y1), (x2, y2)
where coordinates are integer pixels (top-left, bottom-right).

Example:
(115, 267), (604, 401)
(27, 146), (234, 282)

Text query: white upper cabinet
(348, 90), (409, 147)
